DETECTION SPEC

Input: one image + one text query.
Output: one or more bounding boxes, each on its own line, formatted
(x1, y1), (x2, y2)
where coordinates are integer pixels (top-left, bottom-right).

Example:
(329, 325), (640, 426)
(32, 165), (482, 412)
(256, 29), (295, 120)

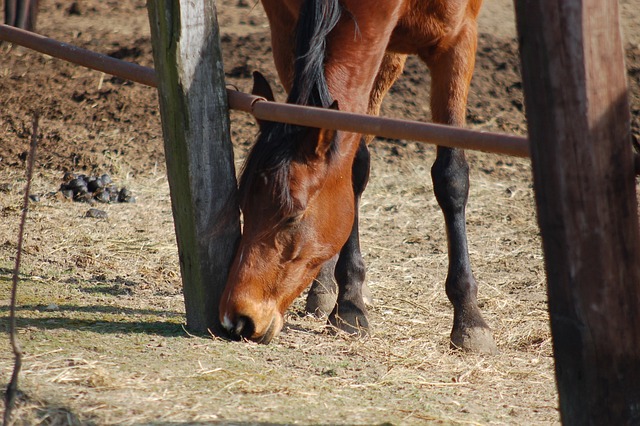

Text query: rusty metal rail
(0, 23), (530, 158)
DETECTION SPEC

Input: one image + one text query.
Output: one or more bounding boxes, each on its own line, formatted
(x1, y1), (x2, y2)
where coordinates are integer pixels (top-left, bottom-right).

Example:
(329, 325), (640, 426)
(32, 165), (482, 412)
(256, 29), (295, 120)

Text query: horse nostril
(232, 315), (255, 340)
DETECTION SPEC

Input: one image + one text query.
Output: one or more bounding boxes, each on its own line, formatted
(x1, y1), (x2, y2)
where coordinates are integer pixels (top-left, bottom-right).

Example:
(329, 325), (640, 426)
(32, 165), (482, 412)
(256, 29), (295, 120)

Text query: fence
(0, 23), (529, 158)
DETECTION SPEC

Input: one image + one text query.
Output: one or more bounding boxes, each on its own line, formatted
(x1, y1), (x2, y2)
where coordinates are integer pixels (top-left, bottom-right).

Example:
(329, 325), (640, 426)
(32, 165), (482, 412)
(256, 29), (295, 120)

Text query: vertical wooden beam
(515, 0), (640, 423)
(147, 0), (240, 333)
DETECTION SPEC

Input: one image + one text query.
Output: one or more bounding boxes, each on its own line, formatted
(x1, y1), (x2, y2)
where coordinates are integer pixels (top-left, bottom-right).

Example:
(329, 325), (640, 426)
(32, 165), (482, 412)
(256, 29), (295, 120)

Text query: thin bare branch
(4, 113), (39, 426)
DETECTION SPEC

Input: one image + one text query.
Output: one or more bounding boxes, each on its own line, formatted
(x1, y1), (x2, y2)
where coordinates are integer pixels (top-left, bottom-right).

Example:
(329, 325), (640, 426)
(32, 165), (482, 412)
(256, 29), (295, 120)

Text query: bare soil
(1, 0), (639, 424)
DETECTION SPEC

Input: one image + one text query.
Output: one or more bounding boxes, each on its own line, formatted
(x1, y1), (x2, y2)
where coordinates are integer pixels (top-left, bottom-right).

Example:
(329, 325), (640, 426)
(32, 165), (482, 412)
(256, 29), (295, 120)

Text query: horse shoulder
(389, 0), (482, 55)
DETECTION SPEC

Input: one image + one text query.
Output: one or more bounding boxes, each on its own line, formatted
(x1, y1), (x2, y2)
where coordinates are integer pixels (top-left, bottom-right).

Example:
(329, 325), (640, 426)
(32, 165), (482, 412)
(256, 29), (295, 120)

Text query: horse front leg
(305, 53), (406, 318)
(423, 23), (498, 354)
(431, 146), (497, 353)
(305, 255), (339, 317)
(327, 139), (371, 335)
(305, 138), (371, 332)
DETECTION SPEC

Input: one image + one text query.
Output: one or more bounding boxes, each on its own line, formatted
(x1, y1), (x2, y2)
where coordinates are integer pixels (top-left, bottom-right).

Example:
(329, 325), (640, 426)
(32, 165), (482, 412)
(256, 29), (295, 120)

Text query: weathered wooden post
(147, 0), (240, 333)
(515, 0), (640, 423)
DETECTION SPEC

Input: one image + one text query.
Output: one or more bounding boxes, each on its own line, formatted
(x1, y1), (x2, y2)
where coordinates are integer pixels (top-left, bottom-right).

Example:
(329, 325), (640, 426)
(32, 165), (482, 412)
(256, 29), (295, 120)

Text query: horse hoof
(328, 302), (370, 337)
(329, 314), (370, 337)
(450, 326), (498, 355)
(305, 290), (337, 318)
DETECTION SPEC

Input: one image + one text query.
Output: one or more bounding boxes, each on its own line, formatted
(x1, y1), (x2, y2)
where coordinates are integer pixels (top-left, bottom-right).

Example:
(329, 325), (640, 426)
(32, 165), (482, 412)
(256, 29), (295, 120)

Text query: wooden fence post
(515, 0), (640, 423)
(146, 0), (240, 333)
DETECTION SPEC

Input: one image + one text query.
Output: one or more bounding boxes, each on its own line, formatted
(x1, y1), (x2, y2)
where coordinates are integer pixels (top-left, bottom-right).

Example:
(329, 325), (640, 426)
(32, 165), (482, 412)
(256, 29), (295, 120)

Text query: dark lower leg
(305, 255), (338, 317)
(330, 203), (368, 333)
(432, 147), (496, 353)
(328, 139), (371, 335)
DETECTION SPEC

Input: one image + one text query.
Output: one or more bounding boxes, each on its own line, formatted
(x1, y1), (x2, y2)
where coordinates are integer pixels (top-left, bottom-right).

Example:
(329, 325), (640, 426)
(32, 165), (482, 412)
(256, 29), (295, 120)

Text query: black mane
(237, 0), (342, 217)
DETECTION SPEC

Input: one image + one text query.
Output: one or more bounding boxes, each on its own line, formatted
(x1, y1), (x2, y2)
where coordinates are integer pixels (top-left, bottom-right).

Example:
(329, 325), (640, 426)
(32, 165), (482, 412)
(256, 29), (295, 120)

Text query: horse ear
(314, 101), (340, 157)
(251, 71), (275, 102)
(251, 71), (276, 129)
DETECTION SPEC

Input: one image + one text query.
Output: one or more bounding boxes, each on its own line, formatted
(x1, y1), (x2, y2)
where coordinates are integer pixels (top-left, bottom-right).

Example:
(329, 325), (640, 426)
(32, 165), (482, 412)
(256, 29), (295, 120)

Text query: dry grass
(0, 0), (568, 423)
(1, 144), (558, 425)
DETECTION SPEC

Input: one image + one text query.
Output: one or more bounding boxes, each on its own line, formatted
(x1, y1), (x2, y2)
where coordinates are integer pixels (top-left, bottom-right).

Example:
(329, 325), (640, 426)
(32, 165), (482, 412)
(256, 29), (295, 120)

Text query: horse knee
(352, 140), (371, 196)
(431, 149), (469, 213)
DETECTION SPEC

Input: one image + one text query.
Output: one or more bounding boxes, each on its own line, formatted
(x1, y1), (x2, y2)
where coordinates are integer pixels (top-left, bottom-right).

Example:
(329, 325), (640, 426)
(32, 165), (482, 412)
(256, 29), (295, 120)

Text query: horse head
(219, 73), (355, 343)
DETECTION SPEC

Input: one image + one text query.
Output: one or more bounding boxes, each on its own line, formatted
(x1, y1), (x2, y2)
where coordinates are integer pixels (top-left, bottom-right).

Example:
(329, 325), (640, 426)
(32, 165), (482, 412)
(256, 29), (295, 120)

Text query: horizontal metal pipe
(253, 96), (528, 157)
(0, 23), (530, 158)
(0, 24), (158, 87)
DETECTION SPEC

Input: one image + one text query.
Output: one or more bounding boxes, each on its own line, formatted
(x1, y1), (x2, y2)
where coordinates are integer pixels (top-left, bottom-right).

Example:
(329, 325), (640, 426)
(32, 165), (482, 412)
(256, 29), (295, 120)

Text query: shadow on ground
(0, 304), (187, 336)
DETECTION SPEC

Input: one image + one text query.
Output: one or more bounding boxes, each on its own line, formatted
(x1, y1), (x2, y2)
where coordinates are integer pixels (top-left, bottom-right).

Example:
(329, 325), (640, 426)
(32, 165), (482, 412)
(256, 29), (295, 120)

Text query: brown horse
(219, 0), (497, 353)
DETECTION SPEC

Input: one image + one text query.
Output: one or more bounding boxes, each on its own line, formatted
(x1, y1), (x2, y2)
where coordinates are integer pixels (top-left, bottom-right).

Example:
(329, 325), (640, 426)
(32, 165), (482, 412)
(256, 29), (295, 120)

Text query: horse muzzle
(221, 309), (284, 344)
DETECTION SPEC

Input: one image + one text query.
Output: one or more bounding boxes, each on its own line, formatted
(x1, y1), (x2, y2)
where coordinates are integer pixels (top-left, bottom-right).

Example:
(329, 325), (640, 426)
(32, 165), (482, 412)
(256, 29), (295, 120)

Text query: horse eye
(284, 213), (304, 226)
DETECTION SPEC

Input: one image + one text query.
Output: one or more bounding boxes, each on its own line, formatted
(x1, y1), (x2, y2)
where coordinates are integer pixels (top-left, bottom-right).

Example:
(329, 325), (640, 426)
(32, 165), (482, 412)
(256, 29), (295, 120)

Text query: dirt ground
(1, 0), (639, 424)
